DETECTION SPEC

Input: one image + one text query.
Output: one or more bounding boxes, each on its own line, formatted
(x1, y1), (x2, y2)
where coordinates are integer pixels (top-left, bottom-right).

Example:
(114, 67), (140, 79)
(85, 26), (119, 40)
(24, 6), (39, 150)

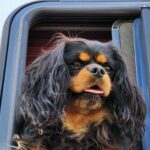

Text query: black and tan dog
(14, 34), (146, 150)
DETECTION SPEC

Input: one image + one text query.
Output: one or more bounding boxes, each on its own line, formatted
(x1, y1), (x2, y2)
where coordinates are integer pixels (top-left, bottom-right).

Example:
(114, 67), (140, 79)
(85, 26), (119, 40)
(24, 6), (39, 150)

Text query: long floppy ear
(16, 36), (70, 138)
(109, 43), (146, 144)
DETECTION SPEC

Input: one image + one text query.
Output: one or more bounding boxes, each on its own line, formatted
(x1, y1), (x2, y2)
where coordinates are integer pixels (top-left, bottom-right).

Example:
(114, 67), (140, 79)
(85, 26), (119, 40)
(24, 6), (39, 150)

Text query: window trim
(0, 1), (150, 149)
(141, 8), (150, 150)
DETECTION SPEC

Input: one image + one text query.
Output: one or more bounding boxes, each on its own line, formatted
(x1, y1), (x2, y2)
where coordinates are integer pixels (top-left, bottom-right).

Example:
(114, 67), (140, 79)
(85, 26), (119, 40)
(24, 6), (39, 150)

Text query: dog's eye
(104, 66), (111, 72)
(72, 61), (81, 68)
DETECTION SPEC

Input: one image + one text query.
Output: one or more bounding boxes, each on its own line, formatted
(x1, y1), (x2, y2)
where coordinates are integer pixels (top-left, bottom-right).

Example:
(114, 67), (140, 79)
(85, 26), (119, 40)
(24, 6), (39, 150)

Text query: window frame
(0, 1), (150, 149)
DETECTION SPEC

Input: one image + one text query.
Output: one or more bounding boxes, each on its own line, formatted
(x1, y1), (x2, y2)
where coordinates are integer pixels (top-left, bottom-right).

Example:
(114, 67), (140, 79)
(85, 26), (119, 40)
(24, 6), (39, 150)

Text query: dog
(14, 34), (146, 150)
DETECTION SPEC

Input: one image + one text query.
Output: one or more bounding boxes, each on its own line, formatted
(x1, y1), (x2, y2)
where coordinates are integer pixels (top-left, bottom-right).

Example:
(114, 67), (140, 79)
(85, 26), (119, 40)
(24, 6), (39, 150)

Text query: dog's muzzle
(70, 63), (111, 96)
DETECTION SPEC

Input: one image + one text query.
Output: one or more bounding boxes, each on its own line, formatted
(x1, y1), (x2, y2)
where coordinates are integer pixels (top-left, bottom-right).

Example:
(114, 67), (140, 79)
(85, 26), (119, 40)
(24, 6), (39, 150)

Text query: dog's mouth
(84, 85), (104, 95)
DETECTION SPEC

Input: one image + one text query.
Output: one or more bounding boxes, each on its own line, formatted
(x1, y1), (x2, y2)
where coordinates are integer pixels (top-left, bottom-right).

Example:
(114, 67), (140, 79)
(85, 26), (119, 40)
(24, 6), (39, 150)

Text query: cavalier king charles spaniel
(15, 34), (146, 150)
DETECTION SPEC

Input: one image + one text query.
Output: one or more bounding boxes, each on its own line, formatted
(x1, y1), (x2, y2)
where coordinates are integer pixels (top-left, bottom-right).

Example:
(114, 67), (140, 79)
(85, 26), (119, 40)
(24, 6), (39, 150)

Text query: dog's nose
(87, 64), (105, 78)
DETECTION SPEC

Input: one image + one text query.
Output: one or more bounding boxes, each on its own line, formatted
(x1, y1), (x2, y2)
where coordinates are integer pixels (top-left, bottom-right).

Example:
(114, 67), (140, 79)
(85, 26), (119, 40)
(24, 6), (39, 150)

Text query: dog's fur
(15, 34), (146, 150)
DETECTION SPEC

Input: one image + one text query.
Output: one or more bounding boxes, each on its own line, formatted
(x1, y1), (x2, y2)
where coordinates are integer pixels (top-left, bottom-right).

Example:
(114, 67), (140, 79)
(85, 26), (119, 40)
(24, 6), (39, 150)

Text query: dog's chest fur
(62, 100), (112, 134)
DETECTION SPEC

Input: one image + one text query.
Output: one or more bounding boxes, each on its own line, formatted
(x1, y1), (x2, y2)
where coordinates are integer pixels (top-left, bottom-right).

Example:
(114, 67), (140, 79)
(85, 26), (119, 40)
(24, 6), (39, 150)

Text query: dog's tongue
(84, 89), (104, 94)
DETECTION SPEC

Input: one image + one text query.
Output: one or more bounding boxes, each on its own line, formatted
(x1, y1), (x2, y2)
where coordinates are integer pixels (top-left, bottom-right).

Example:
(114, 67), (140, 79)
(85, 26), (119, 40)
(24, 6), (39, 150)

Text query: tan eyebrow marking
(79, 52), (91, 62)
(96, 54), (107, 64)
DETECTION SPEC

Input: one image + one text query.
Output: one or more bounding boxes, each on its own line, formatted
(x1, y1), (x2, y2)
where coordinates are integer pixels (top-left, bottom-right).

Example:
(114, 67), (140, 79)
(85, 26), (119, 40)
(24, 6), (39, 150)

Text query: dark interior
(27, 18), (114, 65)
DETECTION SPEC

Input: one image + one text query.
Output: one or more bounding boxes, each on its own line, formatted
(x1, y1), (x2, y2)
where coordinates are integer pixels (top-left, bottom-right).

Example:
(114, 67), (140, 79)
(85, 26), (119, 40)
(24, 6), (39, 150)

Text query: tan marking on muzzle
(70, 68), (94, 93)
(97, 73), (112, 96)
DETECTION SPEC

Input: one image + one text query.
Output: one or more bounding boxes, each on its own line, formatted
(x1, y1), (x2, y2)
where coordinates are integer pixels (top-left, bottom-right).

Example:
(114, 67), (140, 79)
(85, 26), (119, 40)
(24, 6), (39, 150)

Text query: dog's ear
(17, 36), (70, 135)
(109, 43), (146, 143)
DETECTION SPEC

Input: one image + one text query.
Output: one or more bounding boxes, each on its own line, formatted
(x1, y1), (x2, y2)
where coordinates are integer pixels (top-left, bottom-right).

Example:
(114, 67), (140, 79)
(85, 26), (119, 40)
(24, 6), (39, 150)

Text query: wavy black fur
(15, 35), (146, 150)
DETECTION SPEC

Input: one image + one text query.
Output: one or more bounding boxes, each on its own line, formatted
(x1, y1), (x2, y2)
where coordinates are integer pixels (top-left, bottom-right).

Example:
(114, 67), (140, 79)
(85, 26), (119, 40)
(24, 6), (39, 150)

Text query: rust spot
(96, 54), (107, 64)
(79, 52), (91, 62)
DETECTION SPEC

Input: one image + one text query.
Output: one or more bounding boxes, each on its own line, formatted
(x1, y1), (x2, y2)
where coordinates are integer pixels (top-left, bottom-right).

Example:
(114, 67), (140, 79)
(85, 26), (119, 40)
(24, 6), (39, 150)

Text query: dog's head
(17, 34), (146, 148)
(64, 39), (112, 96)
